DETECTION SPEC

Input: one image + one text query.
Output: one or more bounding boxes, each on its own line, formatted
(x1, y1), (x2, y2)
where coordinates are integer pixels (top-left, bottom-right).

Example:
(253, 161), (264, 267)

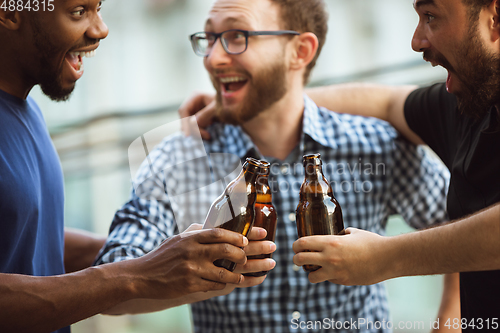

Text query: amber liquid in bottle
(296, 154), (345, 272)
(245, 161), (277, 277)
(203, 158), (260, 271)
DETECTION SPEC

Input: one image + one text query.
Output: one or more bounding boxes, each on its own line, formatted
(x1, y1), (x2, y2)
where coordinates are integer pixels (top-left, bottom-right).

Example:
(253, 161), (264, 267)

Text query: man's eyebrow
(413, 0), (436, 9)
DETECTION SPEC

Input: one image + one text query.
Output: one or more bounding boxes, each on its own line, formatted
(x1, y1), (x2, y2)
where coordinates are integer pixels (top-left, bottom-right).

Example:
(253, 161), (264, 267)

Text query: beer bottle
(296, 153), (345, 272)
(203, 157), (261, 271)
(244, 160), (277, 277)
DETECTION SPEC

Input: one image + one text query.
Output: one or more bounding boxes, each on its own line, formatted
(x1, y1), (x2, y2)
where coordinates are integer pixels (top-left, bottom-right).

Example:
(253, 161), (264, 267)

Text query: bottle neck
(243, 167), (258, 184)
(256, 174), (271, 193)
(304, 165), (323, 181)
(256, 174), (272, 203)
(301, 164), (331, 197)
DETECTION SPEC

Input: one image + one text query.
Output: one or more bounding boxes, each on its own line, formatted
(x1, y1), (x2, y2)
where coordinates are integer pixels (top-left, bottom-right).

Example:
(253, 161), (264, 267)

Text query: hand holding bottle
(292, 228), (391, 285)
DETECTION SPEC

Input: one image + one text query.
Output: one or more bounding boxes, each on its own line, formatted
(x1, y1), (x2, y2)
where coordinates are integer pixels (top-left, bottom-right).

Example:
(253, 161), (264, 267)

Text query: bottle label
(261, 206), (271, 217)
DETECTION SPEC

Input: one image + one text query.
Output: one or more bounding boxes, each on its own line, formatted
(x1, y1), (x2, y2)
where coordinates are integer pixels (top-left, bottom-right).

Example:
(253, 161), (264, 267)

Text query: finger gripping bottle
(203, 158), (261, 271)
(244, 161), (277, 277)
(296, 153), (345, 272)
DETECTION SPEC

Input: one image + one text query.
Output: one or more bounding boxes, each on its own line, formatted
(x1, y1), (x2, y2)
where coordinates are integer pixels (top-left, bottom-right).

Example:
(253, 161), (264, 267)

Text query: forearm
(307, 83), (423, 144)
(104, 290), (221, 315)
(64, 228), (106, 273)
(389, 203), (500, 278)
(307, 83), (405, 118)
(0, 263), (133, 333)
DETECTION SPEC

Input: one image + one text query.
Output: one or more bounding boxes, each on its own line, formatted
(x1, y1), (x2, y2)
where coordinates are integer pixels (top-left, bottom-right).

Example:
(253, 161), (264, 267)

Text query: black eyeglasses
(189, 29), (300, 57)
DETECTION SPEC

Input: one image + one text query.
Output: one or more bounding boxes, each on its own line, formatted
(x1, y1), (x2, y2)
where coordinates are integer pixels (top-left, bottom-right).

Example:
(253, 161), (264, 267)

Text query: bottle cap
(244, 157), (262, 174)
(259, 160), (270, 176)
(246, 157), (261, 166)
(303, 153), (322, 166)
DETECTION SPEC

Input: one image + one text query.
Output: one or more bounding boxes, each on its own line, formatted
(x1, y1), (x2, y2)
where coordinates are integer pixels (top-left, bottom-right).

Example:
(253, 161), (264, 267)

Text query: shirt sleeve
(93, 172), (178, 265)
(387, 137), (450, 229)
(93, 138), (182, 265)
(404, 83), (458, 167)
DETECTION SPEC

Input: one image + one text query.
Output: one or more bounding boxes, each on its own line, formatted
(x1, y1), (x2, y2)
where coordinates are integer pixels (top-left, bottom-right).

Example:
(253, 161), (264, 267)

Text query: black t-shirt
(405, 83), (500, 327)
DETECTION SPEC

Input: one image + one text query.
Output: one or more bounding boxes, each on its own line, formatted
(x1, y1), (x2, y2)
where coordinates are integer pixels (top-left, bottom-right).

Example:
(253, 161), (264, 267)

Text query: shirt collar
(206, 123), (256, 160)
(206, 94), (339, 159)
(302, 94), (339, 150)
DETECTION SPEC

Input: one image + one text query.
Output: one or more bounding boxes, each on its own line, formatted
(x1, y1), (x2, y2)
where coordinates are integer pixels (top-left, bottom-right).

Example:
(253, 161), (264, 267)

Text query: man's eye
(97, 1), (103, 11)
(72, 8), (85, 17)
(425, 14), (435, 23)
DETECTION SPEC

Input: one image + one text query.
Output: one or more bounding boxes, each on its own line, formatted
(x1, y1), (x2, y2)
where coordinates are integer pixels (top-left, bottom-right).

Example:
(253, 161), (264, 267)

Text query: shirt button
(292, 311), (301, 320)
(288, 212), (296, 222)
(280, 165), (288, 174)
(293, 264), (300, 272)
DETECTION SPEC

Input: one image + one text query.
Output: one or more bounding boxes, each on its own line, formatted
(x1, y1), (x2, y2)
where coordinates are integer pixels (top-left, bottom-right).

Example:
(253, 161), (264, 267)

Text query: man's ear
(489, 0), (500, 40)
(0, 8), (22, 30)
(289, 32), (319, 71)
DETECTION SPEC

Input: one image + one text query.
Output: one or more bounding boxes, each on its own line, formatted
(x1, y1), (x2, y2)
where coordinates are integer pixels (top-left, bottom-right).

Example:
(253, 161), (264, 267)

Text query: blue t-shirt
(0, 89), (69, 333)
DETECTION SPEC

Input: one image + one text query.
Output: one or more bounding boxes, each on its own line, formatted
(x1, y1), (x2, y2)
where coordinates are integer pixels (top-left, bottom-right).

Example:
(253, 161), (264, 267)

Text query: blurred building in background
(30, 0), (448, 332)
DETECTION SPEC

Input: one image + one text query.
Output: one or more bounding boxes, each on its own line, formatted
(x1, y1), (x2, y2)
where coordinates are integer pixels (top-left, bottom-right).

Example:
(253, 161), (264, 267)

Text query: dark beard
(211, 60), (288, 125)
(454, 27), (500, 118)
(424, 21), (500, 119)
(32, 16), (75, 102)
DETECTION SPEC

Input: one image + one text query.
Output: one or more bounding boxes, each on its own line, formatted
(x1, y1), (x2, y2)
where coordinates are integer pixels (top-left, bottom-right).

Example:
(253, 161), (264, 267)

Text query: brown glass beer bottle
(203, 157), (261, 271)
(296, 153), (345, 272)
(244, 161), (277, 277)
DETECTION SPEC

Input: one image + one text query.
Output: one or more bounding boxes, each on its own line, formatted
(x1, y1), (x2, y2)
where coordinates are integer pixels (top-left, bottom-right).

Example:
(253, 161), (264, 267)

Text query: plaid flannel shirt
(95, 95), (450, 333)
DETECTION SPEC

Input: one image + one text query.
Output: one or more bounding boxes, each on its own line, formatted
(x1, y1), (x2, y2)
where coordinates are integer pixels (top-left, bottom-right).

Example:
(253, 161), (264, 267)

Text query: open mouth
(220, 76), (248, 94)
(64, 50), (97, 75)
(424, 57), (442, 69)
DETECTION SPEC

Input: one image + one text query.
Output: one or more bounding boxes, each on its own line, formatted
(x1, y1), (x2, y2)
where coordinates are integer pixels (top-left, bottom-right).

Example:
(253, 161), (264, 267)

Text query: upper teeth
(70, 50), (97, 58)
(220, 76), (246, 84)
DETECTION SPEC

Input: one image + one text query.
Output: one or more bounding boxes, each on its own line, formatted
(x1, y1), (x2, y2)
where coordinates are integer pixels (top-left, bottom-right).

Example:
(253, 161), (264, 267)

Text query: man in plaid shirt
(95, 0), (456, 331)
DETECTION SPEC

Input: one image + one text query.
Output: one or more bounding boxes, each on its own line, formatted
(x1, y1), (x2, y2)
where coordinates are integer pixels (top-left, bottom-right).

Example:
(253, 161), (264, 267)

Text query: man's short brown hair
(270, 0), (328, 84)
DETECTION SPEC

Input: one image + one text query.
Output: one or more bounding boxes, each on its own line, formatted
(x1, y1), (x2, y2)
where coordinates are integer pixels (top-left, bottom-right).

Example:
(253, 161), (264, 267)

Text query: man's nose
(206, 38), (232, 68)
(411, 23), (430, 52)
(87, 13), (109, 41)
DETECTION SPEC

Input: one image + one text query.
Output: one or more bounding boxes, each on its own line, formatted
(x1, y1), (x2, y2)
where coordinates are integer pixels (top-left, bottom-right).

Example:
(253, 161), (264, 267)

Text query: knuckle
(181, 261), (197, 275)
(221, 243), (233, 255)
(327, 237), (339, 247)
(218, 268), (227, 282)
(294, 252), (303, 263)
(210, 227), (225, 239)
(327, 257), (337, 266)
(296, 237), (307, 248)
(326, 252), (340, 264)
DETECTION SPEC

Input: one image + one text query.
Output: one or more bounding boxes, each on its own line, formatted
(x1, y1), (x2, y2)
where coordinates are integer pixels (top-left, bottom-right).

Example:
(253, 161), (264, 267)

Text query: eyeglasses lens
(221, 30), (247, 54)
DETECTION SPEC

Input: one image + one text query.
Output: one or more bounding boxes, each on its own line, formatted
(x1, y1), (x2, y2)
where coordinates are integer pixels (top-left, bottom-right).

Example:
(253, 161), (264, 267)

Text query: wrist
(379, 234), (408, 281)
(96, 260), (140, 302)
